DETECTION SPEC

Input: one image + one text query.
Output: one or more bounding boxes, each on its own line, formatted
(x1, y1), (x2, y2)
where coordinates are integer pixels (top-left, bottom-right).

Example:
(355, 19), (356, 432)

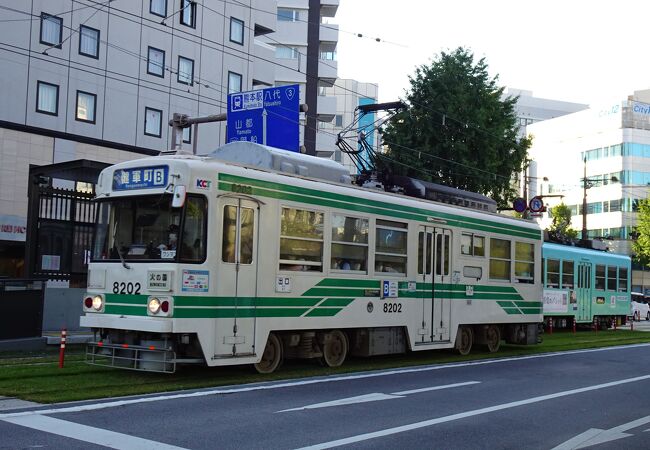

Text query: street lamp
(581, 157), (618, 241)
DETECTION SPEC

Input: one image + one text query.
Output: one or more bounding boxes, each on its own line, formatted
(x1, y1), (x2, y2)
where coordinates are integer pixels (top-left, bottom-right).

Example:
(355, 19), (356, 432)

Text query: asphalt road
(2, 344), (650, 449)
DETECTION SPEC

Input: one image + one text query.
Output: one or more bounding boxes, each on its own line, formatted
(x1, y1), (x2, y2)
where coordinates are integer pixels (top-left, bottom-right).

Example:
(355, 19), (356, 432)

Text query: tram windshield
(92, 195), (207, 262)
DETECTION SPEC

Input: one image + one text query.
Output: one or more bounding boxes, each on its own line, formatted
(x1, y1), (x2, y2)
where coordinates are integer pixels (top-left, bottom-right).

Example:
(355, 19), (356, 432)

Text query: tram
(542, 242), (631, 329)
(81, 142), (543, 373)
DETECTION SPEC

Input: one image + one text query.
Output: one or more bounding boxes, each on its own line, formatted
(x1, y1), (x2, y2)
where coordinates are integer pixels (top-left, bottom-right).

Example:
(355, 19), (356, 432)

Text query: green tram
(542, 242), (631, 329)
(81, 142), (543, 373)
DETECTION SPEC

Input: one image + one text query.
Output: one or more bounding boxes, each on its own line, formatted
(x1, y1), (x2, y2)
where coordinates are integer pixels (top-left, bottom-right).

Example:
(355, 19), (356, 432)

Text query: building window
(331, 214), (368, 272)
(277, 8), (299, 21)
(375, 219), (407, 275)
(36, 81), (59, 115)
(147, 47), (165, 77)
(228, 71), (242, 94)
(489, 238), (511, 281)
(79, 25), (100, 58)
(180, 0), (196, 28)
(182, 126), (191, 144)
(275, 46), (299, 59)
(40, 13), (62, 48)
(279, 207), (324, 272)
(75, 91), (96, 123)
(334, 115), (343, 127)
(230, 17), (244, 45)
(177, 56), (194, 85)
(144, 107), (162, 137)
(150, 0), (167, 17)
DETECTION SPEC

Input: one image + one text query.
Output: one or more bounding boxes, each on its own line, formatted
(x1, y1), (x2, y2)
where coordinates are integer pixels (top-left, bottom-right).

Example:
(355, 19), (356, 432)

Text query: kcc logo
(196, 179), (211, 189)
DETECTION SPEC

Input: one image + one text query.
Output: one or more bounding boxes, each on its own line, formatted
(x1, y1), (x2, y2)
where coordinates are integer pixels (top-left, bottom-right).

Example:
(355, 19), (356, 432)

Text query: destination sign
(112, 165), (169, 191)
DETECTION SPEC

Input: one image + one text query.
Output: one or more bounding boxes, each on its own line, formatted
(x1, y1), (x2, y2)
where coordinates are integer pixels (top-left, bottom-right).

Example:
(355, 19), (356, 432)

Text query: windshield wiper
(112, 220), (131, 270)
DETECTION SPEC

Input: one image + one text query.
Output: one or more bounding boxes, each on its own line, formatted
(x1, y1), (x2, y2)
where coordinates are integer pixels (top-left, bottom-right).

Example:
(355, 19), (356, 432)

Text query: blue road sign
(227, 84), (300, 152)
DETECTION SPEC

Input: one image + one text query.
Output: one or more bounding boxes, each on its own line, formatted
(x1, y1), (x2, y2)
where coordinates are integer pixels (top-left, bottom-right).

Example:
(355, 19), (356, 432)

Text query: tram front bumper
(80, 314), (173, 333)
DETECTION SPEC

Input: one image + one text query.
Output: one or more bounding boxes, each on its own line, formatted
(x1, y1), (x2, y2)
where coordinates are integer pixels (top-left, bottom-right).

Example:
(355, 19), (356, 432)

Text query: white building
(528, 90), (650, 291)
(262, 0), (339, 156)
(0, 0), (279, 276)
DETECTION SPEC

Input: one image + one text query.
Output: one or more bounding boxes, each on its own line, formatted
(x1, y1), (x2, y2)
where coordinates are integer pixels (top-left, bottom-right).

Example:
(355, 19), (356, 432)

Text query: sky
(333, 0), (649, 107)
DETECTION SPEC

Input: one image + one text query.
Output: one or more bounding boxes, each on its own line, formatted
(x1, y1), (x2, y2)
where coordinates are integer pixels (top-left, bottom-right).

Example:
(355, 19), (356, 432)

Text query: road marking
(294, 374), (650, 450)
(279, 381), (480, 412)
(391, 381), (480, 396)
(1, 344), (648, 420)
(552, 415), (650, 449)
(3, 415), (188, 450)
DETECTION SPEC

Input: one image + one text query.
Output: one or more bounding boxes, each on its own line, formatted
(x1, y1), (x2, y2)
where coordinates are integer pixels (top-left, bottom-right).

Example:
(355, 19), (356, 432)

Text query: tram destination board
(227, 84), (300, 152)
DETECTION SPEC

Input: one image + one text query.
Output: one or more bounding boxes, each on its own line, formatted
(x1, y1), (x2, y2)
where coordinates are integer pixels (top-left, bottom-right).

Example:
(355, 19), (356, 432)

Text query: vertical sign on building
(227, 84), (300, 152)
(358, 97), (376, 174)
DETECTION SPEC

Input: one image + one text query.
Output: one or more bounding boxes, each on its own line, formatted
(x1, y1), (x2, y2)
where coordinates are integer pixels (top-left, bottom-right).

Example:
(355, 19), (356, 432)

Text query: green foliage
(380, 47), (530, 207)
(633, 198), (650, 267)
(548, 203), (578, 241)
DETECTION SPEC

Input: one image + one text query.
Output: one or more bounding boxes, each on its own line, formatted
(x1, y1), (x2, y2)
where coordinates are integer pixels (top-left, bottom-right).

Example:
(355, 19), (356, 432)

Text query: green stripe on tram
(176, 296), (322, 307)
(105, 294), (147, 305)
(174, 308), (309, 319)
(218, 174), (541, 240)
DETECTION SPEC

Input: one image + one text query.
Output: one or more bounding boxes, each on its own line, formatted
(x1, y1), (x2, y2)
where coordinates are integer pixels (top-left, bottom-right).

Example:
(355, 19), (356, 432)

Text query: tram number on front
(112, 281), (141, 295)
(383, 302), (402, 313)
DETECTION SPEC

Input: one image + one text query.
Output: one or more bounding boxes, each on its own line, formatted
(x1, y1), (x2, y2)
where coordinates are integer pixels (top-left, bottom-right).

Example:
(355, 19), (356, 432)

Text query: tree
(633, 198), (650, 267)
(547, 203), (578, 243)
(379, 47), (531, 206)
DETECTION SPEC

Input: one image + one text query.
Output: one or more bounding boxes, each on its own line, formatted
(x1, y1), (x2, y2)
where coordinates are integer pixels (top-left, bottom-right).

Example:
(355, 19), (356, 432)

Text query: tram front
(81, 157), (208, 372)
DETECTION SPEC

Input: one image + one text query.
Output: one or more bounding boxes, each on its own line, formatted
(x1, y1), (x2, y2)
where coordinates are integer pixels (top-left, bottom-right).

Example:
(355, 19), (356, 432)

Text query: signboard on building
(0, 215), (27, 242)
(227, 84), (300, 152)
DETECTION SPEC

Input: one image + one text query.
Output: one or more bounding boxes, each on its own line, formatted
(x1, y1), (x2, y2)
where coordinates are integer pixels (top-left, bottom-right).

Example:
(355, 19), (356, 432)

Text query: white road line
(295, 374), (650, 450)
(391, 381), (480, 395)
(1, 343), (648, 420)
(3, 415), (189, 450)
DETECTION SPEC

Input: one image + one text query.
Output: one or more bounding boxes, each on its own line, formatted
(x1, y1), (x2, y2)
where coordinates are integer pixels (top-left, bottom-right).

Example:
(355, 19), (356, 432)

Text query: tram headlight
(92, 295), (103, 311)
(83, 294), (104, 312)
(148, 297), (161, 314)
(147, 296), (173, 317)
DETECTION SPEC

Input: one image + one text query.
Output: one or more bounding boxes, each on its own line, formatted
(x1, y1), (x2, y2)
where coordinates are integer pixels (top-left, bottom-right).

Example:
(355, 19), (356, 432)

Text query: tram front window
(92, 195), (206, 262)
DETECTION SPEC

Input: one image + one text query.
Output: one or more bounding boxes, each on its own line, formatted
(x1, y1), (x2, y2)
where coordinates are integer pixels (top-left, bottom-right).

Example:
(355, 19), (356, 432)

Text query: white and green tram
(81, 142), (543, 373)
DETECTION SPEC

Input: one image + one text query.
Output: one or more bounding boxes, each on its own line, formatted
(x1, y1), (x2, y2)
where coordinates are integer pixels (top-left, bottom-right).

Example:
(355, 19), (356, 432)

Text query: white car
(631, 296), (650, 321)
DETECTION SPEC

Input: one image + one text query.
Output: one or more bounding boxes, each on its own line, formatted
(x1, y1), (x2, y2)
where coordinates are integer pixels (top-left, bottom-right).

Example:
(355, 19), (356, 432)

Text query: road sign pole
(262, 108), (267, 145)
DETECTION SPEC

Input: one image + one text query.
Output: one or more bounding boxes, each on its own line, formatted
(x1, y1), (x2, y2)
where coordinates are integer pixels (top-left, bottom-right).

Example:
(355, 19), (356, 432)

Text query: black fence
(0, 279), (46, 340)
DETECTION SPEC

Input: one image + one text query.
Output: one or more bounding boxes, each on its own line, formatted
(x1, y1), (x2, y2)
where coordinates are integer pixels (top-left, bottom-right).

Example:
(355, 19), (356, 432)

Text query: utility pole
(582, 157), (588, 241)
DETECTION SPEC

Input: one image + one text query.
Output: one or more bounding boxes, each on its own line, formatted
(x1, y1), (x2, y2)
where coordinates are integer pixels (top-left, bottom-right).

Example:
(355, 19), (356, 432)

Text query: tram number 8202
(383, 302), (402, 313)
(112, 281), (142, 295)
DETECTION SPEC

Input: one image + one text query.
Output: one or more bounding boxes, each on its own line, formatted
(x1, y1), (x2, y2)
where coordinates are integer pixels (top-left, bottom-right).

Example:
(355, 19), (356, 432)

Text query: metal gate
(25, 160), (109, 287)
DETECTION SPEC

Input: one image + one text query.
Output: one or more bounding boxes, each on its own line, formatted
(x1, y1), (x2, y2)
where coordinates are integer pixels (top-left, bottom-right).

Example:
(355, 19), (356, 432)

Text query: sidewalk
(0, 330), (93, 352)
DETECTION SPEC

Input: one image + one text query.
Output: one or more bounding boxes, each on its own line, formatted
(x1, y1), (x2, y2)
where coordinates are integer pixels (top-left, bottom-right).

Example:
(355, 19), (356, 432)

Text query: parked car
(631, 293), (650, 321)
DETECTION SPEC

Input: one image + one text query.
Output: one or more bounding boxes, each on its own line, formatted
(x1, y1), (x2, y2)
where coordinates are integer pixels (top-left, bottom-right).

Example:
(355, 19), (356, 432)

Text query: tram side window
(607, 266), (617, 291)
(546, 259), (560, 288)
(279, 207), (324, 271)
(489, 238), (511, 281)
(561, 260), (574, 289)
(418, 232), (432, 275)
(180, 196), (207, 263)
(221, 205), (254, 264)
(375, 219), (407, 275)
(461, 233), (485, 256)
(619, 267), (629, 292)
(514, 242), (534, 283)
(595, 264), (606, 290)
(331, 214), (368, 272)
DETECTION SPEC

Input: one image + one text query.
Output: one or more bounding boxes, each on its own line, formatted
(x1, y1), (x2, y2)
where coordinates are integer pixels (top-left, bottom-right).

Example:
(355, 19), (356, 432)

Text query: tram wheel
(485, 325), (501, 353)
(254, 332), (283, 374)
(455, 326), (473, 356)
(321, 330), (348, 367)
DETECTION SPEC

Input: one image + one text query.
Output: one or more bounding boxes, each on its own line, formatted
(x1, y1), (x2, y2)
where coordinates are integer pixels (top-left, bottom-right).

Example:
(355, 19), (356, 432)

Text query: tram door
(576, 262), (592, 322)
(215, 196), (259, 357)
(418, 226), (452, 343)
